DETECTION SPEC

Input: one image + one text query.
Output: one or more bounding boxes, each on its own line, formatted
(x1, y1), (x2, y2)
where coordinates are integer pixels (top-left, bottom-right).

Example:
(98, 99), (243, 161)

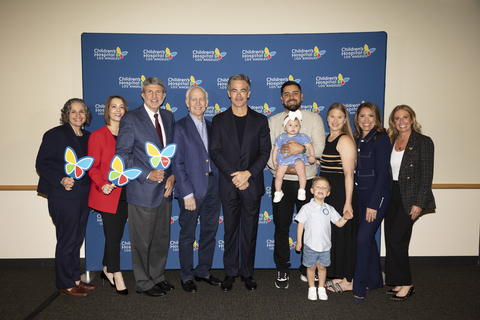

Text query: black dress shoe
(221, 276), (236, 291)
(241, 276), (257, 291)
(136, 286), (166, 297)
(195, 275), (222, 286)
(182, 280), (197, 293)
(156, 280), (175, 291)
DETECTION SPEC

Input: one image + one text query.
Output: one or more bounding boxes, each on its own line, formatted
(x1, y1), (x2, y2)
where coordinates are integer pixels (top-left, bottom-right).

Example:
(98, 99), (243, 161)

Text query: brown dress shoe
(77, 281), (96, 290)
(60, 285), (88, 297)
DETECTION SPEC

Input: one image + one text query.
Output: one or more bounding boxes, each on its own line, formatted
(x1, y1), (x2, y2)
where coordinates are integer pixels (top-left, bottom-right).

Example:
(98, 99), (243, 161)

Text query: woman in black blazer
(385, 105), (435, 302)
(36, 98), (96, 297)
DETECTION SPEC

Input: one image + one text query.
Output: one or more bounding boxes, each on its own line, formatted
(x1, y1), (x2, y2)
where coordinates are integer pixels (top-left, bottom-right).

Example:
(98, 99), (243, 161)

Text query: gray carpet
(1, 266), (479, 320)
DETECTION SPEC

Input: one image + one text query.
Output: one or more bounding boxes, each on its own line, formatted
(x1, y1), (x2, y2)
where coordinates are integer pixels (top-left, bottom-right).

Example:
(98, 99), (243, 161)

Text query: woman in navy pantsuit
(36, 98), (96, 297)
(352, 102), (391, 305)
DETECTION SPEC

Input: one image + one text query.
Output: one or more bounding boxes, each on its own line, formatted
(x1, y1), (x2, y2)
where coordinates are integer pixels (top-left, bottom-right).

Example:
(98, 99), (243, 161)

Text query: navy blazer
(116, 106), (175, 208)
(209, 107), (271, 198)
(172, 114), (219, 200)
(355, 131), (391, 211)
(394, 130), (436, 214)
(36, 124), (90, 199)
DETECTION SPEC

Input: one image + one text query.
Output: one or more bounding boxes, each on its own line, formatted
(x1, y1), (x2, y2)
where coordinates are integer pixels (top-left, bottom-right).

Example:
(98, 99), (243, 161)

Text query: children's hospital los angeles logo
(341, 44), (376, 59)
(143, 47), (177, 61)
(94, 47), (128, 60)
(192, 48), (227, 61)
(316, 73), (350, 88)
(242, 47), (276, 62)
(266, 75), (300, 89)
(118, 75), (145, 89)
(167, 75), (202, 90)
(291, 46), (326, 60)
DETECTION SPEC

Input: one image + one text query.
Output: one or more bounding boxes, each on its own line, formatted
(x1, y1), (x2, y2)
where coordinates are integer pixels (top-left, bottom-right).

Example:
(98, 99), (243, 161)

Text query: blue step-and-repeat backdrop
(82, 32), (387, 272)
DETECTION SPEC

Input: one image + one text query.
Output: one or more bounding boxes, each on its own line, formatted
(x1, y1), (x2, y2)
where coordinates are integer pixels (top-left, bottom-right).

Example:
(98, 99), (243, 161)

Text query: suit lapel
(400, 130), (419, 173)
(186, 115), (207, 153)
(137, 106), (162, 147)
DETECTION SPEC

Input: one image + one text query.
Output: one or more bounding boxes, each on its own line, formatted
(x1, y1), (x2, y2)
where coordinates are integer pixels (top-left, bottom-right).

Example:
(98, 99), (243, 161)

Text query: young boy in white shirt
(295, 176), (353, 301)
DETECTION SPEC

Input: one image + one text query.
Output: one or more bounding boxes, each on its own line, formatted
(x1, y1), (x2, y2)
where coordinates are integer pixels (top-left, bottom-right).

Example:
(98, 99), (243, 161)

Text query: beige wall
(1, 0), (479, 259)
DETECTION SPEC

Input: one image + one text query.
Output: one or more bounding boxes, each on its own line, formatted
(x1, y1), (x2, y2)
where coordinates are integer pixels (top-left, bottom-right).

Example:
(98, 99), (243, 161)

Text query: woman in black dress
(319, 103), (358, 293)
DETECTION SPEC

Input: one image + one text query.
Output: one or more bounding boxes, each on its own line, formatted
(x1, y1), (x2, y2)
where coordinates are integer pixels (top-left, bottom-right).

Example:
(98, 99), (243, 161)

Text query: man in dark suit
(172, 86), (222, 293)
(210, 74), (271, 291)
(116, 77), (175, 297)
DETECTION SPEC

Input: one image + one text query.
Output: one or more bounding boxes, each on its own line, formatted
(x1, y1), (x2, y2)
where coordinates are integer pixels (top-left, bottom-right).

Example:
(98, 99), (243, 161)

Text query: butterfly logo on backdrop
(108, 155), (142, 187)
(140, 75), (146, 85)
(64, 147), (94, 180)
(263, 103), (275, 115)
(171, 216), (179, 224)
(264, 47), (276, 59)
(193, 241), (199, 250)
(190, 76), (202, 86)
(145, 142), (177, 170)
(116, 47), (128, 59)
(363, 44), (376, 56)
(165, 48), (177, 59)
(215, 103), (226, 114)
(215, 48), (227, 60)
(288, 75), (300, 83)
(219, 215), (224, 223)
(289, 237), (297, 250)
(263, 212), (272, 223)
(312, 102), (324, 114)
(338, 73), (350, 85)
(164, 103), (177, 113)
(314, 46), (326, 58)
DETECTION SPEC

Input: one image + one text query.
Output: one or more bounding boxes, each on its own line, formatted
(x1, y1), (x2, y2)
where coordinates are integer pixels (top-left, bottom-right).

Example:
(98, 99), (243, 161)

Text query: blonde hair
(387, 104), (422, 143)
(326, 103), (354, 141)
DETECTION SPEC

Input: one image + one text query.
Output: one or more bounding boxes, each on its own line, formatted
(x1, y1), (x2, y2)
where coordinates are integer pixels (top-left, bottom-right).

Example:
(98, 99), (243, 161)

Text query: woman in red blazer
(88, 96), (129, 295)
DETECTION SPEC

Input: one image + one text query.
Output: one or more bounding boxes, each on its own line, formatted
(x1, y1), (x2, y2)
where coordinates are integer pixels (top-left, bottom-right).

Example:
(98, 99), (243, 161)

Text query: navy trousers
(178, 175), (221, 281)
(48, 185), (90, 289)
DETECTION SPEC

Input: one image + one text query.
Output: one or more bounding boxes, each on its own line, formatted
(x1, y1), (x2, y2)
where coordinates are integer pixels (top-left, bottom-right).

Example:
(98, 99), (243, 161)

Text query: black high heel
(391, 286), (415, 302)
(100, 270), (115, 287)
(114, 274), (128, 295)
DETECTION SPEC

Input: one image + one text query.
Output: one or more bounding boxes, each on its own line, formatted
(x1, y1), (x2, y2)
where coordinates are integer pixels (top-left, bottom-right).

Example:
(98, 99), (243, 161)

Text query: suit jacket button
(407, 177), (410, 179)
(410, 164), (413, 166)
(205, 173), (208, 176)
(206, 159), (209, 162)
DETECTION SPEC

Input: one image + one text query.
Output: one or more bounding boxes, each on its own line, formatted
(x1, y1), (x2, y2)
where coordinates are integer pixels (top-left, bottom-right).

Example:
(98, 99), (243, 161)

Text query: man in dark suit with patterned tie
(116, 77), (175, 297)
(210, 74), (271, 291)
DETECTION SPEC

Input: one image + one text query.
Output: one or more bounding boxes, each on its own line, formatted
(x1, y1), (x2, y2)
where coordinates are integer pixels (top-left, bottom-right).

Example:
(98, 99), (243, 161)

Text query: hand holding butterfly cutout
(108, 155), (143, 187)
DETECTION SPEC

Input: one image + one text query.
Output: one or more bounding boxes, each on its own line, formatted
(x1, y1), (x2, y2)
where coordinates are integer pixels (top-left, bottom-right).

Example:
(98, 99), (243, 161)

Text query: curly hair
(60, 98), (92, 127)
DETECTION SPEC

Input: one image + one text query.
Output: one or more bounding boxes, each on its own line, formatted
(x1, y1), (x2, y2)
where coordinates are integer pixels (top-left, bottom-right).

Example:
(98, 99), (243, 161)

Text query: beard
(283, 99), (302, 112)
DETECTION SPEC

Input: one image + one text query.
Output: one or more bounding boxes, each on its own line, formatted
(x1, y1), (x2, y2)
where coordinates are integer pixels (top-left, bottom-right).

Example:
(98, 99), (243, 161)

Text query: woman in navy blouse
(352, 102), (391, 304)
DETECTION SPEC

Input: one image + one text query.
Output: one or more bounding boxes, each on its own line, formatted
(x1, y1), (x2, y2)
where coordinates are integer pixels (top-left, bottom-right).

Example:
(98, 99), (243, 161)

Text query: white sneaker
(318, 287), (328, 300)
(298, 189), (306, 201)
(308, 287), (317, 301)
(300, 274), (307, 282)
(273, 191), (284, 203)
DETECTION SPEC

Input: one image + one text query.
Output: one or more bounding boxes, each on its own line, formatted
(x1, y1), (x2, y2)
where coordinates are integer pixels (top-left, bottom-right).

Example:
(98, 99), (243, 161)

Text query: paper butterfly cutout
(108, 155), (143, 187)
(145, 142), (177, 170)
(64, 147), (94, 180)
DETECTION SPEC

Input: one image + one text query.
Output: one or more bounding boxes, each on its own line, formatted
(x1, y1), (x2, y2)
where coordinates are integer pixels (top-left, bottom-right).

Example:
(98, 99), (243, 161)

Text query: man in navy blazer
(172, 86), (222, 293)
(210, 74), (271, 291)
(116, 77), (175, 297)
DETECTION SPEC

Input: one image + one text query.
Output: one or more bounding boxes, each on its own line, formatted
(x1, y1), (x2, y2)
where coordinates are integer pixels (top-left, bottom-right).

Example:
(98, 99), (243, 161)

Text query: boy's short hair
(312, 176), (331, 191)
